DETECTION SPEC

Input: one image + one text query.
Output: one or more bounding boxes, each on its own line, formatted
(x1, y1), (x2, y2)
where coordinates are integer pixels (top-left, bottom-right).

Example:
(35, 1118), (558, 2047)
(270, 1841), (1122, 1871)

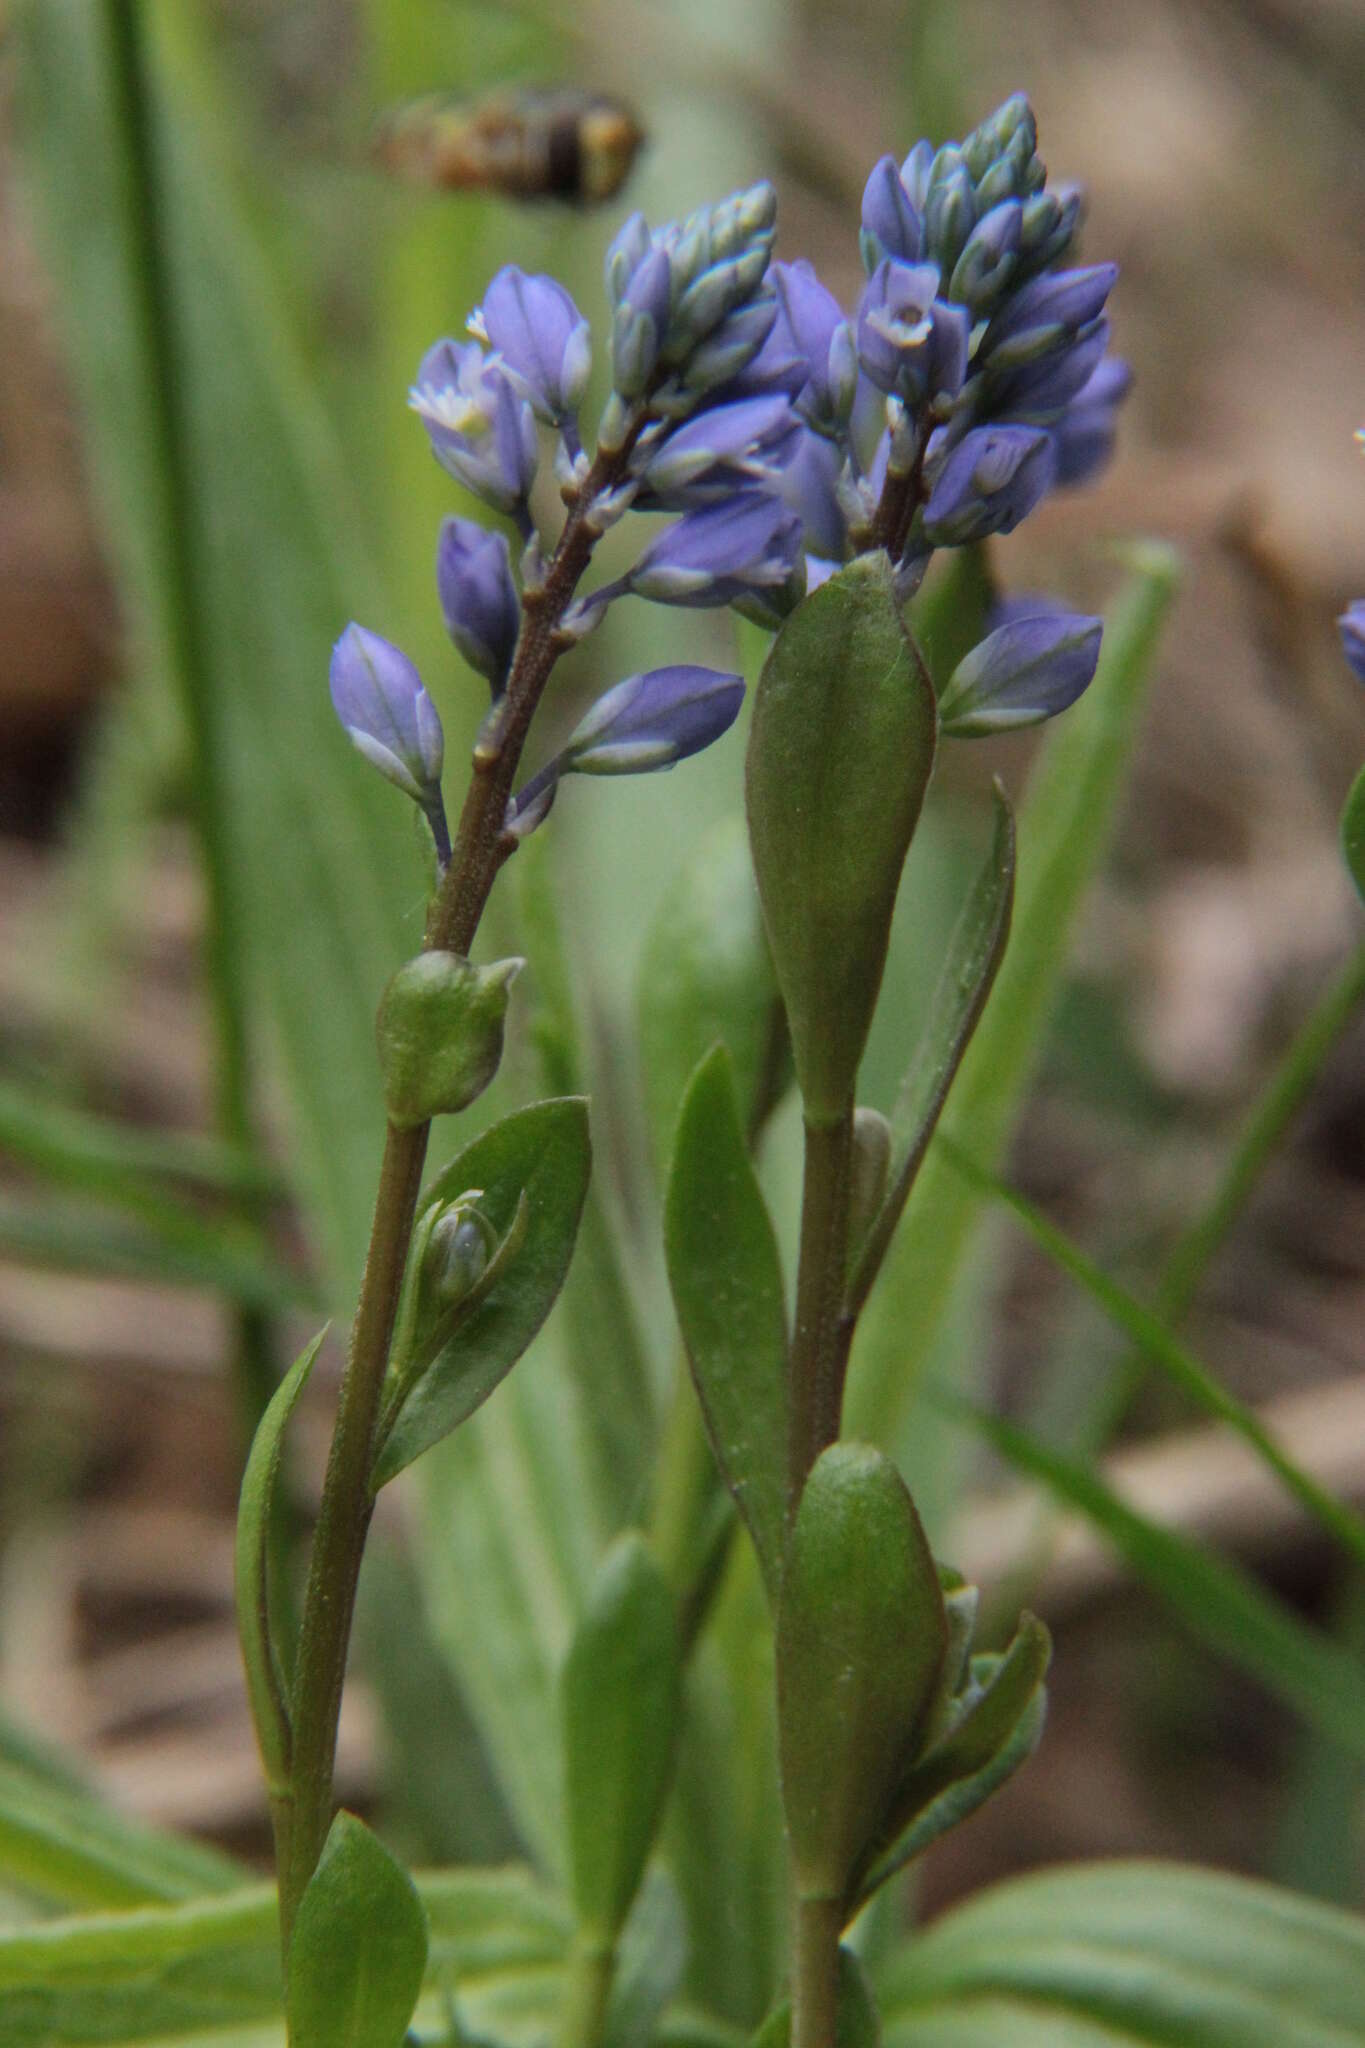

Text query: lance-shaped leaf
(372, 1099), (591, 1486)
(777, 1444), (947, 1904)
(286, 1812), (427, 2048)
(665, 1046), (789, 1594)
(234, 1327), (326, 1794)
(1343, 764), (1365, 904)
(848, 785), (1015, 1316)
(562, 1534), (683, 1946)
(637, 816), (784, 1178)
(852, 1613), (1050, 1906)
(746, 553), (937, 1125)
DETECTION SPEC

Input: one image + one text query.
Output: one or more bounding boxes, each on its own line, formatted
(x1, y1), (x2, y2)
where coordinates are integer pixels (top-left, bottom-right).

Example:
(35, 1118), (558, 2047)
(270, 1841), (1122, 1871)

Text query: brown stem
(274, 441), (631, 1957)
(787, 1109), (855, 1515)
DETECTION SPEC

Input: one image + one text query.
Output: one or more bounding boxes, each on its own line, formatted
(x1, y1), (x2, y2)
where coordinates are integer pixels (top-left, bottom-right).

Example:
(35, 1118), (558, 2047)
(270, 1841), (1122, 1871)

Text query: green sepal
(376, 950), (523, 1129)
(848, 782), (1015, 1318)
(777, 1443), (947, 1903)
(1343, 764), (1365, 904)
(637, 815), (786, 1174)
(285, 1811), (427, 2048)
(371, 1099), (591, 1486)
(746, 554), (938, 1125)
(752, 1945), (881, 2048)
(563, 1533), (683, 1947)
(851, 1610), (1050, 1907)
(233, 1326), (326, 1795)
(664, 1044), (789, 1596)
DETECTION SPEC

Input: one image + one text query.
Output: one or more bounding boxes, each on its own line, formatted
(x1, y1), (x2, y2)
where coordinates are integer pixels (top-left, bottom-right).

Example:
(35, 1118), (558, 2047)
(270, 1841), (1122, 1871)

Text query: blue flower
(632, 395), (802, 509)
(1051, 354), (1132, 486)
(771, 261), (857, 435)
(856, 261), (968, 408)
(409, 340), (538, 519)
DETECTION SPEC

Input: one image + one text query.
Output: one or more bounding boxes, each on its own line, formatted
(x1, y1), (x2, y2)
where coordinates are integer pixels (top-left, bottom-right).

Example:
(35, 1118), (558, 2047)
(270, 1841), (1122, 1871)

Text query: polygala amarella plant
(239, 90), (1130, 2048)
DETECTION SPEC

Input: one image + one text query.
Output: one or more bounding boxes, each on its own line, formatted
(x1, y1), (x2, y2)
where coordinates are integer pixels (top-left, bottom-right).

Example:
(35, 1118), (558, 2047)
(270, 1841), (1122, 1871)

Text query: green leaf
(637, 816), (784, 1176)
(235, 1327), (326, 1792)
(0, 1753), (242, 1912)
(0, 1863), (569, 2047)
(563, 1534), (683, 1945)
(0, 1190), (308, 1310)
(959, 1403), (1365, 1761)
(514, 832), (658, 1536)
(777, 1444), (946, 1905)
(0, 1076), (283, 1208)
(942, 1136), (1365, 1573)
(849, 784), (1015, 1317)
(746, 554), (938, 1124)
(1343, 763), (1365, 902)
(850, 545), (1181, 1452)
(286, 1813), (427, 2048)
(376, 951), (523, 1129)
(664, 1046), (789, 1594)
(372, 1099), (592, 1486)
(878, 1860), (1365, 2047)
(603, 1866), (689, 2048)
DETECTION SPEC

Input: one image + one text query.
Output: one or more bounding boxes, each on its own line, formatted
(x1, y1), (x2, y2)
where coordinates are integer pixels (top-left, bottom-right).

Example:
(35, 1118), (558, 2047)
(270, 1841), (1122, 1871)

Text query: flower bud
(980, 263), (1118, 372)
(681, 294), (782, 395)
(564, 665), (745, 774)
(923, 423), (1056, 545)
(859, 154), (924, 272)
(605, 211), (653, 309)
(947, 200), (1022, 319)
(938, 598), (1102, 735)
(436, 517), (520, 695)
(632, 394), (800, 509)
(1051, 353), (1131, 486)
(772, 260), (857, 435)
(329, 625), (449, 857)
(611, 244), (673, 400)
(922, 147), (977, 275)
(424, 1201), (495, 1308)
(626, 491), (805, 609)
(473, 267), (590, 424)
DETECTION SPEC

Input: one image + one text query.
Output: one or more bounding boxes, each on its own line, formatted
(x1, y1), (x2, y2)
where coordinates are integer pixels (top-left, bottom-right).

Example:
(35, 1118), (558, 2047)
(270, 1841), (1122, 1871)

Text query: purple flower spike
(923, 423), (1057, 545)
(633, 394), (801, 509)
(772, 260), (857, 434)
(860, 155), (924, 272)
(1340, 600), (1365, 685)
(938, 598), (1102, 735)
(564, 665), (745, 773)
(856, 261), (967, 407)
(474, 268), (591, 424)
(1052, 354), (1132, 486)
(626, 491), (805, 608)
(409, 340), (538, 518)
(330, 624), (450, 859)
(436, 517), (521, 696)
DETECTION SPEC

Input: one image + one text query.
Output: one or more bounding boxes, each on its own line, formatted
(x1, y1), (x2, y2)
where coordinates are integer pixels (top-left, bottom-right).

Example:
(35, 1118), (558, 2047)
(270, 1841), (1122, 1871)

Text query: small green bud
(425, 1200), (495, 1307)
(376, 950), (523, 1129)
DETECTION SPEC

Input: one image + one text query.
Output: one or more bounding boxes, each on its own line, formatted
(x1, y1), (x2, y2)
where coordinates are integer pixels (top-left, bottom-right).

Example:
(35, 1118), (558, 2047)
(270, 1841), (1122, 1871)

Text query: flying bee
(372, 85), (645, 206)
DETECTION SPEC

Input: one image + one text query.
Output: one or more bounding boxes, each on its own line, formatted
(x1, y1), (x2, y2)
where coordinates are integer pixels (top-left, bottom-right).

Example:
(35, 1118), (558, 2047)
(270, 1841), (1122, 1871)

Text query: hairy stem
(274, 444), (630, 1956)
(787, 1110), (855, 1514)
